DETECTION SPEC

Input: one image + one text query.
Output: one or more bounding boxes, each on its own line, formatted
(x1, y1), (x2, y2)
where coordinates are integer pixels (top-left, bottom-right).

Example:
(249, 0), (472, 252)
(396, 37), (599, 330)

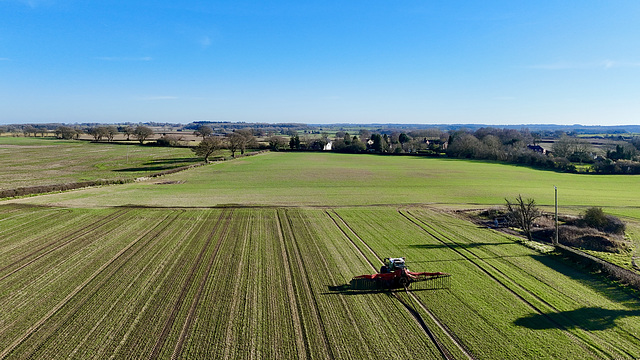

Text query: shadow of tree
(115, 166), (181, 172)
(143, 157), (197, 165)
(514, 307), (640, 331)
(114, 157), (199, 172)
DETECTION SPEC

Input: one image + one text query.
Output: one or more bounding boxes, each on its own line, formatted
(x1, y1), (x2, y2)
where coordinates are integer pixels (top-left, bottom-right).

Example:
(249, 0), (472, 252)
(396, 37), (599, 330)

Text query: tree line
(0, 124), (156, 143)
(443, 128), (640, 174)
(4, 123), (640, 174)
(191, 128), (258, 162)
(280, 127), (640, 174)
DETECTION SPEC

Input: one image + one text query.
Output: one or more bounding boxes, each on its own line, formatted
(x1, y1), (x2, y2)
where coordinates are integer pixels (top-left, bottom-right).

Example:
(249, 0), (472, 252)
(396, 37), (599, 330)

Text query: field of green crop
(2, 146), (640, 359)
(0, 204), (639, 359)
(7, 150), (639, 264)
(6, 151), (638, 210)
(0, 137), (200, 189)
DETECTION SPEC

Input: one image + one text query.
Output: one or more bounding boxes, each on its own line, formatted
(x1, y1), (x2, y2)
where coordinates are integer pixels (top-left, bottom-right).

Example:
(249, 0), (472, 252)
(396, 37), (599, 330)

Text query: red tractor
(350, 257), (450, 290)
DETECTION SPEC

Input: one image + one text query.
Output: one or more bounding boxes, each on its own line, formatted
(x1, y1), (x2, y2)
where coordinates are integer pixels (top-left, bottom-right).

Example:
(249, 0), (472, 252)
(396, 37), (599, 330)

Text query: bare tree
(73, 127), (83, 140)
(55, 126), (76, 140)
(106, 126), (118, 142)
(359, 129), (372, 141)
(227, 129), (257, 156)
(192, 136), (224, 162)
(552, 135), (592, 159)
(194, 125), (213, 140)
(23, 125), (37, 137)
(134, 126), (154, 144)
(88, 126), (109, 141)
(268, 135), (287, 151)
(227, 132), (243, 157)
(122, 126), (135, 141)
(505, 195), (542, 241)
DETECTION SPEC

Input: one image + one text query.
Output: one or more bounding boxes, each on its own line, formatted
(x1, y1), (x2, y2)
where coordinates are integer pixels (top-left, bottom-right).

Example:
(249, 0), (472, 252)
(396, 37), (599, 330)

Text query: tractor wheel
(399, 277), (410, 288)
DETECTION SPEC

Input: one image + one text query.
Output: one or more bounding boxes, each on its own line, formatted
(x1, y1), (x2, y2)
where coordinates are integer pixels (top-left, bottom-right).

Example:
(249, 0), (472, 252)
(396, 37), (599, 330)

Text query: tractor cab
(380, 257), (407, 273)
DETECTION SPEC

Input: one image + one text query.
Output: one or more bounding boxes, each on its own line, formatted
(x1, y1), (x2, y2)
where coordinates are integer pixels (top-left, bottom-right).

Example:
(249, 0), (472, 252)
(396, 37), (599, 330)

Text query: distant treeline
(4, 122), (640, 174)
(285, 127), (640, 174)
(4, 121), (640, 136)
(443, 128), (640, 174)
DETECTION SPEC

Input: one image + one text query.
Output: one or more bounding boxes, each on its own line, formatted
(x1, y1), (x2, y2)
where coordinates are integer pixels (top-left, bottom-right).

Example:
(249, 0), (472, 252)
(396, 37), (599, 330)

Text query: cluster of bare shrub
(534, 207), (629, 253)
(486, 197), (629, 254)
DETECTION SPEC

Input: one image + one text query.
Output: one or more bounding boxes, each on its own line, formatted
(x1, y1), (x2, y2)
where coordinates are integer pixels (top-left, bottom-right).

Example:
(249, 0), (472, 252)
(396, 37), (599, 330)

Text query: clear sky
(1, 1), (639, 125)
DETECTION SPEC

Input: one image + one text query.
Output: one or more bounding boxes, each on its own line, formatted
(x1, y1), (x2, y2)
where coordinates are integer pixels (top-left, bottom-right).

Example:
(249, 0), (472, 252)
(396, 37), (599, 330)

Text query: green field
(1, 205), (639, 359)
(1, 146), (640, 359)
(7, 152), (640, 211)
(0, 137), (199, 189)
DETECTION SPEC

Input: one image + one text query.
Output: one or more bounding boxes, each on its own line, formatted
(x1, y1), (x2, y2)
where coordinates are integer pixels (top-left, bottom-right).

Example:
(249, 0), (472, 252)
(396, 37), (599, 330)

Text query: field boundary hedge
(0, 179), (134, 199)
(556, 244), (640, 290)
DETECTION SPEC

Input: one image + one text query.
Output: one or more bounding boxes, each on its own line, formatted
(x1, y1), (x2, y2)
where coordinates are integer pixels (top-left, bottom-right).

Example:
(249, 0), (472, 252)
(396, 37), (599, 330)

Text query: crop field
(2, 149), (640, 358)
(0, 137), (199, 189)
(1, 203), (639, 359)
(8, 151), (640, 211)
(8, 150), (639, 266)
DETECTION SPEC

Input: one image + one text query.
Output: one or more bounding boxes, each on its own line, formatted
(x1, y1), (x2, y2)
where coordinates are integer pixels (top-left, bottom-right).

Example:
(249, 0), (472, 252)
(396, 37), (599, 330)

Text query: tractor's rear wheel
(399, 277), (410, 288)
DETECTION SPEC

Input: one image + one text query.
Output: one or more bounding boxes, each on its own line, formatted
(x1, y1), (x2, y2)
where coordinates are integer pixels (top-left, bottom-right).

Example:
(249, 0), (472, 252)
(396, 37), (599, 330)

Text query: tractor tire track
(407, 209), (640, 359)
(400, 209), (612, 360)
(221, 211), (253, 360)
(327, 210), (472, 360)
(278, 209), (335, 360)
(325, 210), (450, 359)
(171, 209), (234, 359)
(146, 210), (228, 359)
(149, 209), (234, 359)
(297, 211), (374, 359)
(275, 211), (309, 360)
(0, 208), (131, 282)
(19, 211), (183, 359)
(328, 210), (454, 360)
(0, 211), (88, 262)
(0, 210), (181, 359)
(0, 208), (60, 239)
(106, 212), (214, 360)
(68, 211), (206, 358)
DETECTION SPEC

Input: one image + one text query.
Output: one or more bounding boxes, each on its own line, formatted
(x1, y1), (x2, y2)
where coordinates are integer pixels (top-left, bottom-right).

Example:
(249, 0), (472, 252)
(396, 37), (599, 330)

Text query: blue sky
(1, 1), (639, 125)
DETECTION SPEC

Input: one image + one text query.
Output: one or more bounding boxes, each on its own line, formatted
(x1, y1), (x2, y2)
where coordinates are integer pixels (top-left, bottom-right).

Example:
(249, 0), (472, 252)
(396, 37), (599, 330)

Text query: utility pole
(554, 186), (559, 246)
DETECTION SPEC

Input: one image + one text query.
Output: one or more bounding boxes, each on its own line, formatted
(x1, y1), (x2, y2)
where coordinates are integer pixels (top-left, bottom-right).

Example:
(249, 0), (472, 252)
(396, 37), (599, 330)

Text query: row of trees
(8, 122), (640, 174)
(0, 124), (156, 144)
(0, 125), (48, 137)
(445, 128), (640, 173)
(86, 125), (154, 143)
(282, 129), (448, 154)
(443, 129), (576, 171)
(191, 126), (259, 162)
(184, 121), (311, 136)
(275, 126), (640, 174)
(57, 125), (154, 143)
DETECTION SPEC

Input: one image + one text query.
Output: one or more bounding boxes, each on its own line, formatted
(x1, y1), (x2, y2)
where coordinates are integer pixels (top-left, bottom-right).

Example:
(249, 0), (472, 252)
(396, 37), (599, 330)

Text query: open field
(2, 149), (640, 358)
(7, 151), (640, 210)
(6, 150), (640, 270)
(0, 137), (200, 190)
(0, 204), (638, 359)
